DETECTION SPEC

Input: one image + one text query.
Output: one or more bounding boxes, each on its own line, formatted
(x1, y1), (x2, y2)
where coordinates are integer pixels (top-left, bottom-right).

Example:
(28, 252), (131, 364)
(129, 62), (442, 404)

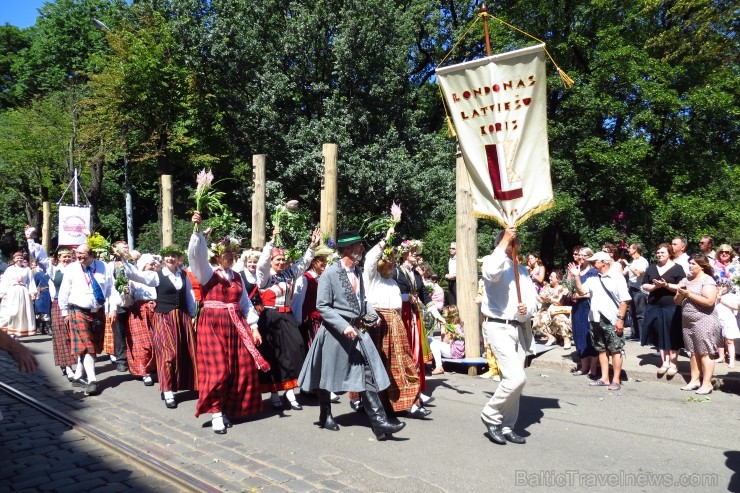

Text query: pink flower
(390, 202), (402, 223)
(286, 200), (299, 211)
(196, 169), (214, 194)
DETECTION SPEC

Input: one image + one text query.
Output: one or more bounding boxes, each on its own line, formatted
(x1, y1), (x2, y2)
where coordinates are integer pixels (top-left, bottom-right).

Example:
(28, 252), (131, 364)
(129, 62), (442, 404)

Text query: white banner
(58, 205), (90, 246)
(437, 44), (553, 226)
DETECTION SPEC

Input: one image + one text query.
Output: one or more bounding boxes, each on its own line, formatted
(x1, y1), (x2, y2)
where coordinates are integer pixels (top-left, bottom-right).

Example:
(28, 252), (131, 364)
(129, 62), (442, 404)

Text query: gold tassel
(446, 116), (457, 138)
(556, 67), (575, 88)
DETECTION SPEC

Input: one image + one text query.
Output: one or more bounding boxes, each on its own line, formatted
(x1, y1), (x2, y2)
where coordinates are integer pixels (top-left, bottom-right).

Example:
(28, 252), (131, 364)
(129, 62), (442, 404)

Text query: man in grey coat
(299, 230), (406, 440)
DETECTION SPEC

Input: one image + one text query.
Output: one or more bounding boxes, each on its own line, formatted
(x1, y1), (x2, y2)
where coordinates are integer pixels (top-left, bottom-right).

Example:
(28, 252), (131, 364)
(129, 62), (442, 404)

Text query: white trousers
(428, 336), (451, 368)
(480, 322), (527, 434)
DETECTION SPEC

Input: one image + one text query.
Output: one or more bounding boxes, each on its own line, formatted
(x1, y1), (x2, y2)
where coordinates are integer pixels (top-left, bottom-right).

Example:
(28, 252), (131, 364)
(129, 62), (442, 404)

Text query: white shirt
(625, 255), (649, 289)
(188, 232), (258, 326)
(363, 243), (402, 310)
(58, 259), (116, 316)
(480, 247), (538, 322)
(448, 255), (457, 278)
(581, 271), (631, 324)
(122, 263), (196, 316)
(675, 253), (690, 276)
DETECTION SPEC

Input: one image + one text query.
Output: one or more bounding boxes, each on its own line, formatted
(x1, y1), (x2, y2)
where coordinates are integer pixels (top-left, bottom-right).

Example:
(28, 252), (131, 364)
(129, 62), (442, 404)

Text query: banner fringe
(472, 200), (555, 227)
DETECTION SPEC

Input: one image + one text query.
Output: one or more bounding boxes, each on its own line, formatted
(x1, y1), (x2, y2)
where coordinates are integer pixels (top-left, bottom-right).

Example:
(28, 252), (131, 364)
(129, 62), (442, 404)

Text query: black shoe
(406, 408), (431, 419)
(223, 416), (233, 428)
(72, 377), (88, 388)
(503, 431), (526, 444)
(284, 395), (303, 410)
(164, 397), (177, 409)
(116, 362), (129, 372)
(271, 397), (283, 410)
(350, 399), (364, 412)
(481, 417), (506, 445)
(85, 381), (100, 396)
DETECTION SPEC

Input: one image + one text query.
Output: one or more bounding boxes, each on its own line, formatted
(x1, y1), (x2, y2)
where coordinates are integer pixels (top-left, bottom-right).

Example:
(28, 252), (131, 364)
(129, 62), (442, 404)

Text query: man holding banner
(437, 44), (555, 445)
(478, 227), (537, 445)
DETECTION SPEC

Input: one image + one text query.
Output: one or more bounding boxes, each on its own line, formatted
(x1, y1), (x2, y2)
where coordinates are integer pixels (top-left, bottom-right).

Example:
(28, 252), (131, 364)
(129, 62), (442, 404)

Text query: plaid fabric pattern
(125, 300), (157, 377)
(103, 318), (115, 355)
(152, 308), (197, 392)
(69, 306), (104, 356)
(194, 273), (261, 418)
(369, 308), (420, 412)
(51, 300), (76, 368)
(401, 301), (431, 392)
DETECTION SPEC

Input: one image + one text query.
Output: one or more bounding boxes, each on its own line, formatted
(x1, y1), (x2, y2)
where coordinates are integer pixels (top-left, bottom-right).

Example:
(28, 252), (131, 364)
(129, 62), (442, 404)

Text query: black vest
(155, 270), (187, 314)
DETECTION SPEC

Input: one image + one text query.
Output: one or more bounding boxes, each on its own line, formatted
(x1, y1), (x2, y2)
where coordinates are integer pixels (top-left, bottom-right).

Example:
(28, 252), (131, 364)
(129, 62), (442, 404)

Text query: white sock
(163, 391), (174, 400)
(284, 388), (296, 402)
(73, 357), (83, 379)
(420, 393), (430, 403)
(330, 391), (338, 400)
(64, 366), (73, 377)
(410, 403), (419, 412)
(83, 354), (96, 382)
(212, 412), (224, 431)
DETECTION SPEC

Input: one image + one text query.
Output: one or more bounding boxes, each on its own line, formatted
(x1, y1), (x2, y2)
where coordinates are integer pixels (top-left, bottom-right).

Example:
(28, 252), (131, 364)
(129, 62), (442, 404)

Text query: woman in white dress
(0, 251), (37, 337)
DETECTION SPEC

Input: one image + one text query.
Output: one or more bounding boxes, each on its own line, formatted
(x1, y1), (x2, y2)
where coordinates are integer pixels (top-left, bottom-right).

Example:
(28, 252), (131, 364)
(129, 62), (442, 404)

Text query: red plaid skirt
(152, 309), (197, 392)
(125, 300), (157, 377)
(69, 306), (105, 356)
(51, 301), (76, 368)
(103, 318), (114, 355)
(194, 275), (262, 418)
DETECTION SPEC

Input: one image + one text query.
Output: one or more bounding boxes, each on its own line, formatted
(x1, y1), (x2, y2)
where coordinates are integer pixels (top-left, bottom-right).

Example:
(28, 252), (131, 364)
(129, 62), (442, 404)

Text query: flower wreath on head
(239, 249), (261, 264)
(398, 239), (423, 255)
(209, 237), (242, 258)
(381, 245), (398, 263)
(160, 245), (184, 258)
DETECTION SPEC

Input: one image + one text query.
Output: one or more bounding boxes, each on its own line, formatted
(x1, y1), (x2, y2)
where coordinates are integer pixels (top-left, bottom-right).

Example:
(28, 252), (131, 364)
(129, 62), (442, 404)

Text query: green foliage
(0, 0), (736, 273)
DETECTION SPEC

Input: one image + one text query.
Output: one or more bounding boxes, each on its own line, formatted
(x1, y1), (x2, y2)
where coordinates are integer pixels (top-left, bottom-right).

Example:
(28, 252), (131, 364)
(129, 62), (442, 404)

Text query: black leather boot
(361, 391), (405, 440)
(317, 390), (339, 431)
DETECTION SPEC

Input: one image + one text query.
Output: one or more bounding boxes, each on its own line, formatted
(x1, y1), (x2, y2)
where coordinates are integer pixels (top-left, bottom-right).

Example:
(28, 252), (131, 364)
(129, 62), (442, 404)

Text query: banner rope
(436, 12), (574, 88)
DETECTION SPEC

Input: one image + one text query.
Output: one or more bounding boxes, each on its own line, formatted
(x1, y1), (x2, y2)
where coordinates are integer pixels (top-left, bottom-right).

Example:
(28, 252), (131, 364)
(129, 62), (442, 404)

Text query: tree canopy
(0, 0), (737, 273)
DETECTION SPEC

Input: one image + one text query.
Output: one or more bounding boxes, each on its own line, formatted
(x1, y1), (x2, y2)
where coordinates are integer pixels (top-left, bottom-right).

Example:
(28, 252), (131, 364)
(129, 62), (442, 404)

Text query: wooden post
(42, 202), (51, 253)
(251, 154), (266, 247)
(161, 175), (173, 247)
(456, 145), (481, 374)
(321, 144), (338, 241)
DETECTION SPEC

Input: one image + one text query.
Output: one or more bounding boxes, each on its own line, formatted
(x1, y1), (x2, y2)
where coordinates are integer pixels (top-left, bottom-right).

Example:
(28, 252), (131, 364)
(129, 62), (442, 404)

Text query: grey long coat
(298, 262), (391, 393)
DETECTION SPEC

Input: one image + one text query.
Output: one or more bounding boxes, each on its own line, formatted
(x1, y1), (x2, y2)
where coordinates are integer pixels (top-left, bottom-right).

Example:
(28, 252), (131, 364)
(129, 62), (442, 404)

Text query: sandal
(666, 365), (678, 377)
(431, 367), (445, 375)
(607, 383), (621, 391)
(589, 380), (609, 387)
(657, 365), (669, 375)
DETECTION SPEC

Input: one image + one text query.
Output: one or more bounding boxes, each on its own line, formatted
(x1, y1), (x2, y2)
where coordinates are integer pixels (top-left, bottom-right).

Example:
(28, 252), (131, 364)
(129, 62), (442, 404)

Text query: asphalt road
(3, 335), (739, 492)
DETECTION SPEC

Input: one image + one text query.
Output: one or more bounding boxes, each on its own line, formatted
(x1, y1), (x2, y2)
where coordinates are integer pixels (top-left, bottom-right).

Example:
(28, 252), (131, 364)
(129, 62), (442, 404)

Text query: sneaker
(86, 381), (100, 396)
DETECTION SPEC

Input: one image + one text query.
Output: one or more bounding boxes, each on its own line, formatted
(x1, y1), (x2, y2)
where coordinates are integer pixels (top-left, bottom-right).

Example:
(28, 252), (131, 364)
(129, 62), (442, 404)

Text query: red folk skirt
(125, 300), (157, 377)
(51, 300), (76, 368)
(152, 308), (197, 392)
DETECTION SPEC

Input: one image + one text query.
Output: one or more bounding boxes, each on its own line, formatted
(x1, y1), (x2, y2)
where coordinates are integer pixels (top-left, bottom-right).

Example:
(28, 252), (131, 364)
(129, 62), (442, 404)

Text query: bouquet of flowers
(362, 202), (402, 239)
(193, 169), (229, 233)
(87, 232), (112, 262)
(271, 200), (299, 247)
(115, 271), (132, 306)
